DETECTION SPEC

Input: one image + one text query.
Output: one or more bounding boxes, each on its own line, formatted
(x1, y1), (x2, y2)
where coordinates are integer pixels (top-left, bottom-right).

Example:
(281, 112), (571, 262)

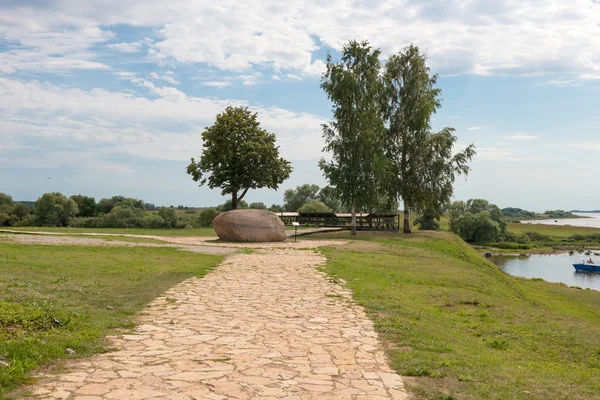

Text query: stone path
(24, 247), (407, 399)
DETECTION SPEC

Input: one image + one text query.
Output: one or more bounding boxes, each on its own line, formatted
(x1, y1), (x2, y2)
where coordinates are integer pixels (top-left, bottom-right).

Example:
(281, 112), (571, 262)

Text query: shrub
(12, 215), (37, 227)
(298, 201), (333, 213)
(71, 217), (99, 228)
(248, 202), (266, 209)
(416, 215), (440, 231)
(523, 231), (552, 242)
(96, 206), (144, 228)
(175, 215), (197, 229)
(158, 207), (178, 228)
(198, 208), (218, 227)
(141, 214), (168, 229)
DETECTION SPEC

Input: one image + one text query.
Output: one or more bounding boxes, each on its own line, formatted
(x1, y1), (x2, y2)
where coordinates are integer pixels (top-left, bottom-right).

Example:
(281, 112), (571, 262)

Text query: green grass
(1, 226), (217, 237)
(506, 222), (600, 238)
(316, 230), (600, 400)
(0, 243), (224, 398)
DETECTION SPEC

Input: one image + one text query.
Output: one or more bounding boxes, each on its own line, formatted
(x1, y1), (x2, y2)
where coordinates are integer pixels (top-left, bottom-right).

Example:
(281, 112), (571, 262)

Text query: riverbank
(315, 230), (600, 399)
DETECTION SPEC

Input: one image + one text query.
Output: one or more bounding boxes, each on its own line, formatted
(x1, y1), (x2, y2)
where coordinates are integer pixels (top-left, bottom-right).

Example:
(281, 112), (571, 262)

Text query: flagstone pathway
(24, 246), (408, 400)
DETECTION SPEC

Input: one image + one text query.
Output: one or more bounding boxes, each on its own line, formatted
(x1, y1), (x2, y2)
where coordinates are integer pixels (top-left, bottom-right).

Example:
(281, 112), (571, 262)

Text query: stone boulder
(212, 209), (287, 242)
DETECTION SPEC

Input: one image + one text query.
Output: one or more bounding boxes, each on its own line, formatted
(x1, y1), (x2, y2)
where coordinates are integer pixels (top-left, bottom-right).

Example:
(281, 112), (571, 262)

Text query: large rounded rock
(212, 209), (287, 242)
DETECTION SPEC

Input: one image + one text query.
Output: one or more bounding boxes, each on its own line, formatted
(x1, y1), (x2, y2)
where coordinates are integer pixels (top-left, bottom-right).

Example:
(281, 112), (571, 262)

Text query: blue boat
(573, 262), (600, 272)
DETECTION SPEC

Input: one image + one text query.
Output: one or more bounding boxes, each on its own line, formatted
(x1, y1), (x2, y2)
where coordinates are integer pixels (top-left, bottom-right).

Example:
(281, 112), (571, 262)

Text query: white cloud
(240, 72), (264, 86)
(272, 75), (281, 81)
(107, 42), (142, 53)
(148, 72), (181, 85)
(467, 126), (483, 131)
(0, 77), (327, 166)
(504, 134), (539, 140)
(535, 79), (582, 88)
(1, 1), (599, 80)
(201, 81), (232, 88)
(476, 147), (556, 162)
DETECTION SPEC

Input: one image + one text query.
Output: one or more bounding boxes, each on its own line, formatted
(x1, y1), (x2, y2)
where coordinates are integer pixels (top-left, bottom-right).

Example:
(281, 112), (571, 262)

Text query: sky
(1, 0), (599, 211)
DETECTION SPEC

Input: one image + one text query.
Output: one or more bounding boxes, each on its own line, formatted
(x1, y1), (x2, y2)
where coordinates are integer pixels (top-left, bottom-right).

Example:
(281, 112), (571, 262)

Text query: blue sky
(1, 0), (599, 211)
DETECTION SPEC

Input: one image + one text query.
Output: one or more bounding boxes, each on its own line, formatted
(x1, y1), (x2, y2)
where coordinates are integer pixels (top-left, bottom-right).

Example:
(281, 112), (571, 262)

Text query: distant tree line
(0, 192), (221, 229)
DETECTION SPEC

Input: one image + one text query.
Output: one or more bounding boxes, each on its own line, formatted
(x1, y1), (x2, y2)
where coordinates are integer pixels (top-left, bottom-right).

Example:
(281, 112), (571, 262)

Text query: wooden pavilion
(276, 212), (400, 232)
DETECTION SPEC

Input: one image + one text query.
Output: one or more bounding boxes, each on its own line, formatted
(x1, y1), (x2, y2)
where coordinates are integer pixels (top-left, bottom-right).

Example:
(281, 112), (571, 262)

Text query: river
(521, 212), (600, 228)
(489, 252), (600, 291)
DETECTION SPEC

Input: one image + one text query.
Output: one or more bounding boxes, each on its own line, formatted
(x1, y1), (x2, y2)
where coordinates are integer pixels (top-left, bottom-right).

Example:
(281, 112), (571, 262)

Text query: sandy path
(22, 246), (407, 400)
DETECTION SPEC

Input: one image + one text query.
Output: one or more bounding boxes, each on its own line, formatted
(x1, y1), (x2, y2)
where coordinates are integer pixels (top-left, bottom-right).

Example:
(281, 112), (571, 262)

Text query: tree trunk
(403, 203), (411, 234)
(351, 203), (357, 235)
(231, 192), (238, 210)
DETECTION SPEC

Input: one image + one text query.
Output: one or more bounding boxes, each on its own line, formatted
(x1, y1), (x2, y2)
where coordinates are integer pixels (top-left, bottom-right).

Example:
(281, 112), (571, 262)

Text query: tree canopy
(187, 106), (292, 210)
(382, 45), (475, 233)
(34, 192), (79, 227)
(449, 199), (506, 242)
(283, 184), (320, 212)
(319, 40), (386, 235)
(297, 200), (333, 214)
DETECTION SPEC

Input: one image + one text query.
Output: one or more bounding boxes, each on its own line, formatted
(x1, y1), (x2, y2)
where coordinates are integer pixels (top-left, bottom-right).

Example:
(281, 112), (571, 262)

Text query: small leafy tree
(70, 195), (97, 217)
(158, 207), (178, 228)
(198, 208), (218, 227)
(319, 40), (386, 235)
(187, 106), (292, 210)
(298, 201), (333, 213)
(34, 192), (79, 227)
(383, 45), (475, 233)
(283, 184), (320, 212)
(12, 203), (32, 219)
(268, 204), (284, 212)
(449, 199), (505, 242)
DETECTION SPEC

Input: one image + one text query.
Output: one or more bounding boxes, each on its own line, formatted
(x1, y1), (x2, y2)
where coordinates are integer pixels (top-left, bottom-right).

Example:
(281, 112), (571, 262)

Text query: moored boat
(573, 263), (600, 272)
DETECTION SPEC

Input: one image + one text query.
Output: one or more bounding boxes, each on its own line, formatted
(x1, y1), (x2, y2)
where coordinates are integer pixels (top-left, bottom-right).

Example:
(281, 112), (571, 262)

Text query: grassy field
(506, 222), (600, 237)
(0, 243), (224, 398)
(316, 230), (600, 400)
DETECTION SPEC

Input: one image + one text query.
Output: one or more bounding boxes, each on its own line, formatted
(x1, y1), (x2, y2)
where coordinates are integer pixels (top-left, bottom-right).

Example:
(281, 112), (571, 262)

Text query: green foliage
(501, 207), (537, 220)
(268, 204), (284, 212)
(96, 206), (144, 228)
(449, 199), (507, 242)
(317, 186), (344, 213)
(34, 192), (79, 227)
(97, 196), (145, 215)
(158, 207), (178, 228)
(545, 210), (581, 219)
(297, 201), (333, 214)
(319, 40), (386, 234)
(283, 184), (320, 212)
(141, 214), (168, 229)
(248, 202), (266, 209)
(0, 193), (13, 207)
(12, 203), (31, 219)
(217, 199), (248, 212)
(69, 195), (97, 217)
(0, 194), (33, 226)
(382, 45), (475, 233)
(197, 208), (218, 227)
(415, 214), (440, 231)
(187, 106), (292, 210)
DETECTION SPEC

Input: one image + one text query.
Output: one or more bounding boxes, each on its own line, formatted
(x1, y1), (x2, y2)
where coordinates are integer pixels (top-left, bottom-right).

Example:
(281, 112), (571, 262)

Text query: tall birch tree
(319, 40), (385, 235)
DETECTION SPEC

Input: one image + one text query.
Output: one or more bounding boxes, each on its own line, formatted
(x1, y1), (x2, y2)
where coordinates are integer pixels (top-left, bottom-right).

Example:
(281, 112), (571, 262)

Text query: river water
(521, 213), (600, 228)
(489, 253), (600, 291)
